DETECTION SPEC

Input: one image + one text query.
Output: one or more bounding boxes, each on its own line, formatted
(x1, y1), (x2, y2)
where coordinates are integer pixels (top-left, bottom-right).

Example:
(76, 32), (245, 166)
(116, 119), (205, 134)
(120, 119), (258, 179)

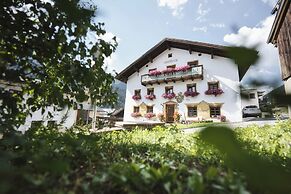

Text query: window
(47, 121), (57, 128)
(134, 89), (141, 96)
(165, 86), (174, 94)
(208, 82), (219, 90)
(188, 106), (197, 117)
(167, 65), (176, 69)
(147, 88), (154, 95)
(133, 106), (140, 113)
(149, 68), (157, 73)
(146, 106), (153, 113)
(187, 84), (197, 92)
(30, 121), (43, 129)
(210, 107), (221, 117)
(249, 93), (256, 99)
(188, 60), (198, 66)
(168, 53), (172, 58)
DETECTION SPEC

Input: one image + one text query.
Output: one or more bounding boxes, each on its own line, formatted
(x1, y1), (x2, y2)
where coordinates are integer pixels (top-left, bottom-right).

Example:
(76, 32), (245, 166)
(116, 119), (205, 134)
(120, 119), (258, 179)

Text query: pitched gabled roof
(116, 38), (245, 82)
(267, 0), (291, 44)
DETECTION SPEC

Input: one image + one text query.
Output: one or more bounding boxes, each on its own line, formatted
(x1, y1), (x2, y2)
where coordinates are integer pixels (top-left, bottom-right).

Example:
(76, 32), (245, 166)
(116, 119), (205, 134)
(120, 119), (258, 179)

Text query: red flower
(132, 95), (141, 100)
(145, 94), (156, 100)
(162, 93), (176, 99)
(184, 91), (200, 97)
(131, 112), (142, 117)
(149, 70), (162, 76)
(205, 89), (224, 96)
(144, 112), (156, 119)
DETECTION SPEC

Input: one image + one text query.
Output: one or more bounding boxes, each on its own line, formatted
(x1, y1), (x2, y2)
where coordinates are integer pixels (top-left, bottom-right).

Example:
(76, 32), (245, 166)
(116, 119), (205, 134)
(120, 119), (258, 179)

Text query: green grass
(176, 121), (219, 129)
(0, 121), (290, 193)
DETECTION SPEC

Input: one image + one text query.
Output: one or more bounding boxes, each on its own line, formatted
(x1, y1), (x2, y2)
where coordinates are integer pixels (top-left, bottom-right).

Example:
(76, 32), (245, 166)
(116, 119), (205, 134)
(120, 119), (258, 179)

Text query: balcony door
(165, 104), (175, 123)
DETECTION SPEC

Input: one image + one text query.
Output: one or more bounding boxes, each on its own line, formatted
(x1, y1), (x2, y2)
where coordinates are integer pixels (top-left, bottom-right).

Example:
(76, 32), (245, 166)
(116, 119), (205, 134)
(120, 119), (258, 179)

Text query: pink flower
(131, 112), (142, 117)
(162, 93), (176, 99)
(175, 65), (191, 72)
(149, 70), (162, 76)
(184, 91), (200, 97)
(162, 68), (175, 74)
(205, 88), (224, 96)
(132, 95), (141, 100)
(144, 112), (156, 119)
(145, 94), (156, 100)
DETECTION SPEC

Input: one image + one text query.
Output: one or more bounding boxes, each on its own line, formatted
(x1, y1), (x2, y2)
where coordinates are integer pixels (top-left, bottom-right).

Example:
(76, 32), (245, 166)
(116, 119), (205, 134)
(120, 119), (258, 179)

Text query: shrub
(173, 111), (181, 122)
(157, 113), (165, 122)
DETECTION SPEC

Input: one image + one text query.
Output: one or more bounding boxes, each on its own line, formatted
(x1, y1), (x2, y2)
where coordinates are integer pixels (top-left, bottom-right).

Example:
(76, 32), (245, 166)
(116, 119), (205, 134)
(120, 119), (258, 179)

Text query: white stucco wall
(241, 89), (259, 109)
(123, 48), (243, 122)
(18, 106), (77, 132)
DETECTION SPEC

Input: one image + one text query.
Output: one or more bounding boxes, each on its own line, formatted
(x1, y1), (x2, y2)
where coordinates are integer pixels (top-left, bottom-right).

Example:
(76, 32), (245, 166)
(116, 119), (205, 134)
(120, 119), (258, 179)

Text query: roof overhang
(267, 0), (290, 44)
(116, 38), (249, 82)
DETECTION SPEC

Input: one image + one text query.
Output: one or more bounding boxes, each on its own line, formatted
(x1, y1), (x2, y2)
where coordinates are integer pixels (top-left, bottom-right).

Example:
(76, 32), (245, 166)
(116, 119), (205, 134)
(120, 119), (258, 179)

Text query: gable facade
(121, 46), (243, 123)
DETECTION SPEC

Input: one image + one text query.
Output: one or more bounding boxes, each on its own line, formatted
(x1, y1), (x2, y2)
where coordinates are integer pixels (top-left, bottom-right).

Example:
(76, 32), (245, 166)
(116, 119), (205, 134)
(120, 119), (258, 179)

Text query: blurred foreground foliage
(1, 121), (291, 193)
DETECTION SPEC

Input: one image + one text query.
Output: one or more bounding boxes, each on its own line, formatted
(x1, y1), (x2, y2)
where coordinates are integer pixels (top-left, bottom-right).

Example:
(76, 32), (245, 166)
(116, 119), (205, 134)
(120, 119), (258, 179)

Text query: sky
(94, 0), (282, 90)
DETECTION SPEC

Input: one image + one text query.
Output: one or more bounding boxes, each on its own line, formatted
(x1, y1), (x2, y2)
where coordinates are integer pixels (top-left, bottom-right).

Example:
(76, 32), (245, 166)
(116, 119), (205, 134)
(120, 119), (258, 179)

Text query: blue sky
(94, 0), (281, 89)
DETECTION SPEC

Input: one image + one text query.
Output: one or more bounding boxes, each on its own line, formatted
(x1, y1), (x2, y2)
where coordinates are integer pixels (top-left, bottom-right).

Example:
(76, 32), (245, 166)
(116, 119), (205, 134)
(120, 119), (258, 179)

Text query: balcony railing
(141, 65), (203, 86)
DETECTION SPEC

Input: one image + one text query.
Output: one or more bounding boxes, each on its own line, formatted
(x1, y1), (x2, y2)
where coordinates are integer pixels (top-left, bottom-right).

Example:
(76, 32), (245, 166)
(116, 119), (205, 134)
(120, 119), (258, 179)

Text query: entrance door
(166, 104), (175, 123)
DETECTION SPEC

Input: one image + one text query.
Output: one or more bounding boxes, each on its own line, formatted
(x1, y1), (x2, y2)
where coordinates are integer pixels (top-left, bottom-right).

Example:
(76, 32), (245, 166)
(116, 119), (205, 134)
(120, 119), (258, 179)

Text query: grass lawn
(176, 121), (221, 129)
(1, 120), (291, 194)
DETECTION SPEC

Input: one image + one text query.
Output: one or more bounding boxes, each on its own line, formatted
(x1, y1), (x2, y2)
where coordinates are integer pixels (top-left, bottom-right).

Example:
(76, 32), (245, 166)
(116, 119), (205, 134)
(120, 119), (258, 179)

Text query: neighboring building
(241, 89), (260, 109)
(268, 0), (291, 117)
(116, 38), (250, 123)
(0, 79), (96, 131)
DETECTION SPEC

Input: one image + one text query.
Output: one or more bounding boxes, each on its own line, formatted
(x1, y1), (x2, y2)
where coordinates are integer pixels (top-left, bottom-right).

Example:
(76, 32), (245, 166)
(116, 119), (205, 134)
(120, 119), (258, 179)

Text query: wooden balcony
(141, 65), (203, 86)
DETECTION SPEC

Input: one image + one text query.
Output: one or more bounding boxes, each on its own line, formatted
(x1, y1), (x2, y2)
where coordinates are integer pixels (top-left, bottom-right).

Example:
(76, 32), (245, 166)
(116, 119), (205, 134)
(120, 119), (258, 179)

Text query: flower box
(149, 70), (162, 76)
(162, 68), (175, 74)
(131, 112), (142, 117)
(205, 88), (224, 96)
(162, 93), (176, 99)
(132, 95), (141, 100)
(184, 91), (200, 97)
(175, 65), (191, 72)
(145, 94), (156, 100)
(144, 112), (156, 119)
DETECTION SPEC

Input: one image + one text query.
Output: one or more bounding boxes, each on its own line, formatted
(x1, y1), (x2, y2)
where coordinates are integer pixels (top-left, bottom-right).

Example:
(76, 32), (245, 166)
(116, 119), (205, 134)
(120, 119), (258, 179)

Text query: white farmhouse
(116, 38), (250, 123)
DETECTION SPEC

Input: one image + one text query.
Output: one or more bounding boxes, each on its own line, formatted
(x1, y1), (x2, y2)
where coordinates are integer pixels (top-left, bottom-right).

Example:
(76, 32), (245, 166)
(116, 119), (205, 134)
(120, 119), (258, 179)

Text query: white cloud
(196, 3), (211, 22)
(219, 0), (224, 4)
(193, 26), (208, 32)
(260, 0), (277, 7)
(224, 15), (282, 87)
(157, 0), (188, 17)
(210, 23), (225, 28)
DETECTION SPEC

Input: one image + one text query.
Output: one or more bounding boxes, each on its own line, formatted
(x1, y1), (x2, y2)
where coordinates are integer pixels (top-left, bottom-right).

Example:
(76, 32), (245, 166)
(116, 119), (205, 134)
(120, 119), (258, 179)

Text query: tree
(0, 0), (117, 132)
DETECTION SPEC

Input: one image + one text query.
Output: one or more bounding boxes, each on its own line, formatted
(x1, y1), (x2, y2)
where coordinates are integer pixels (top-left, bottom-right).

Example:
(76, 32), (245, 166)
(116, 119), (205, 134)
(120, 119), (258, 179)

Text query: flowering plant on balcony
(145, 94), (156, 100)
(175, 65), (191, 72)
(184, 91), (200, 97)
(144, 112), (156, 119)
(162, 93), (176, 99)
(205, 88), (224, 96)
(149, 70), (162, 76)
(162, 68), (175, 74)
(131, 112), (141, 117)
(132, 95), (141, 100)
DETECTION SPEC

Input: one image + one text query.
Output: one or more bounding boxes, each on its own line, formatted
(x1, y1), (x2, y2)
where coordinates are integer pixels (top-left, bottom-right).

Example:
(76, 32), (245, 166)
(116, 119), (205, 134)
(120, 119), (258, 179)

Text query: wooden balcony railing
(141, 65), (203, 86)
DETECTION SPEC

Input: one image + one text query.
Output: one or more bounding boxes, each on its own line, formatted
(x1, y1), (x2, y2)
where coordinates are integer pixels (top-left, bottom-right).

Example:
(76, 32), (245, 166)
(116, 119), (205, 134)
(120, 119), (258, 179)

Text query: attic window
(168, 53), (172, 58)
(188, 60), (198, 66)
